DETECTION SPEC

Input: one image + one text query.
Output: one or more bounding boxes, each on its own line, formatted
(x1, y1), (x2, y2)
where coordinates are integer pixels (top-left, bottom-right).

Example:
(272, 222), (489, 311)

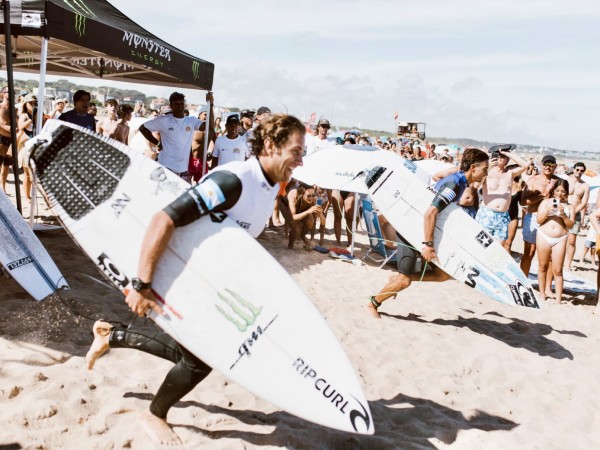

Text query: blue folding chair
(361, 197), (397, 268)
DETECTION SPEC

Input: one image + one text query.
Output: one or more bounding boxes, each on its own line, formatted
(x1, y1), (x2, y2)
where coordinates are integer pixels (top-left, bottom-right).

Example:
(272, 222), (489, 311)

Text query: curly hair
(249, 114), (306, 157)
(460, 148), (489, 172)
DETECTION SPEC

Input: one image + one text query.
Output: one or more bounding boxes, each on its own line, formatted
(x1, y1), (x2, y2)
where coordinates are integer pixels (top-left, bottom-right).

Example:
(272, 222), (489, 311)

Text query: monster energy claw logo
(192, 61), (200, 80)
(64, 0), (97, 37)
(74, 13), (86, 37)
(216, 289), (262, 332)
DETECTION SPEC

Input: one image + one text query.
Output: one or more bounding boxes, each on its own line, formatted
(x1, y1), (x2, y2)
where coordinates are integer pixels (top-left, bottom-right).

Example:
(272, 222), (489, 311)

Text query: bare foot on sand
(365, 301), (381, 319)
(85, 320), (112, 370)
(140, 411), (182, 446)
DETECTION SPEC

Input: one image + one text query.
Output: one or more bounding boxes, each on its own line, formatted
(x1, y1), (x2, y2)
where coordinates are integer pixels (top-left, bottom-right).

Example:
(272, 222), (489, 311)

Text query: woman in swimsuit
(287, 183), (322, 250)
(536, 179), (574, 303)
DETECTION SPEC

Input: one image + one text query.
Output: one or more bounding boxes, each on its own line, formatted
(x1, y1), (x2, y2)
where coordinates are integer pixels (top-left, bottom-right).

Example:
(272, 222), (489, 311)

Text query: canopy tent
(0, 0), (214, 89)
(0, 0), (214, 214)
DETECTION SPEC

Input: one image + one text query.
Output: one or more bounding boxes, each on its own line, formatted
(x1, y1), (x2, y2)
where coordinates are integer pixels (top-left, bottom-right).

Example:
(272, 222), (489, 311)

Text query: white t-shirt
(143, 115), (203, 172)
(210, 157), (278, 237)
(305, 134), (333, 157)
(213, 134), (249, 166)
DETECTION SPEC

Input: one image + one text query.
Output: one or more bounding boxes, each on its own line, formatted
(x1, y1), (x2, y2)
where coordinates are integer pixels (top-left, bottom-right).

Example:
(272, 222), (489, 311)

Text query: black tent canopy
(0, 0), (214, 90)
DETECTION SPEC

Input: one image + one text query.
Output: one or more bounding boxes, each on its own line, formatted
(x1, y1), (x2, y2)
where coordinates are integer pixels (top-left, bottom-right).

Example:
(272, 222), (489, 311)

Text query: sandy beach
(2, 171), (600, 450)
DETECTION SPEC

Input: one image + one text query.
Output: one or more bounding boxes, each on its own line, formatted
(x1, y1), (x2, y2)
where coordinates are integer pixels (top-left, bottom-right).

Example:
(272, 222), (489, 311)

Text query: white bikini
(538, 204), (571, 247)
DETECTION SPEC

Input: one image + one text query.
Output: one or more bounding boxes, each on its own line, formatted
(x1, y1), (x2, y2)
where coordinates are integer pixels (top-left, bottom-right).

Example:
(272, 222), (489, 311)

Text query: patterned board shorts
(475, 206), (510, 241)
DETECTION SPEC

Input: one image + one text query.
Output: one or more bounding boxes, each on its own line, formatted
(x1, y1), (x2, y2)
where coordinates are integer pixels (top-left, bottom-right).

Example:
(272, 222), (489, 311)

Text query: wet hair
(248, 114), (306, 157)
(117, 104), (134, 119)
(550, 178), (569, 198)
(105, 99), (118, 108)
(460, 148), (489, 172)
(169, 91), (185, 104)
(574, 162), (586, 171)
(73, 89), (91, 103)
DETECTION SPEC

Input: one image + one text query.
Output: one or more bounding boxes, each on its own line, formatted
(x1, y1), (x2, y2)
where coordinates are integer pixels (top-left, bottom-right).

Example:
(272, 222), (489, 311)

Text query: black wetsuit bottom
(109, 326), (212, 419)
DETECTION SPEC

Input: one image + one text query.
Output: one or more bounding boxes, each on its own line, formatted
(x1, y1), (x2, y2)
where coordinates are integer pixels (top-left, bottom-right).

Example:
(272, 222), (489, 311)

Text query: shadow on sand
(124, 391), (517, 449)
(380, 309), (583, 360)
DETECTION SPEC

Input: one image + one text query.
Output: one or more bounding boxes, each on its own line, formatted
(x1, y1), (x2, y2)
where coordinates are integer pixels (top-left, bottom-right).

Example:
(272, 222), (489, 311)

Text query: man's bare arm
(139, 124), (159, 146)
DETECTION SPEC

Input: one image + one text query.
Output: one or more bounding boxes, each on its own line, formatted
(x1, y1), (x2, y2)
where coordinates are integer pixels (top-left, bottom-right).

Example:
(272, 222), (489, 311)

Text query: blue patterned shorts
(475, 206), (510, 240)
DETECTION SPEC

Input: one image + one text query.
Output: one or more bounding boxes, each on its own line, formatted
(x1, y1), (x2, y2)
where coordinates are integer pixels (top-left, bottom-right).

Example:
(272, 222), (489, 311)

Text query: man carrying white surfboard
(86, 114), (306, 445)
(366, 148), (490, 319)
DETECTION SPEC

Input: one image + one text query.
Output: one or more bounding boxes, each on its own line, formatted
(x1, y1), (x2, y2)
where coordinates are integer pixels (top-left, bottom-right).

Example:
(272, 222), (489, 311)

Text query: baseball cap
(19, 90), (29, 97)
(56, 98), (67, 104)
(317, 118), (330, 127)
(226, 114), (240, 125)
(197, 105), (208, 116)
(159, 105), (172, 115)
(240, 109), (255, 118)
(541, 155), (556, 165)
(256, 106), (271, 115)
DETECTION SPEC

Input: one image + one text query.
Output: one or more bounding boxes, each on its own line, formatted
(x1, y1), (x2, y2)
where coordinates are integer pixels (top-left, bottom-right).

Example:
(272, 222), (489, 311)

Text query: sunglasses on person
(574, 168), (585, 172)
(542, 162), (556, 167)
(305, 193), (318, 198)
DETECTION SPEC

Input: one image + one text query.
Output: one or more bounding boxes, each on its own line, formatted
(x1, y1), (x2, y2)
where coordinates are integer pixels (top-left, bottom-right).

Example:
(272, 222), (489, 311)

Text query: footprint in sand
(21, 404), (58, 426)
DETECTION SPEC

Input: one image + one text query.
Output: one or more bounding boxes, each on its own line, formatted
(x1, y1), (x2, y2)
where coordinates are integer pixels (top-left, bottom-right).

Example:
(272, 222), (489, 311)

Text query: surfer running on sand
(366, 148), (490, 319)
(85, 114), (306, 446)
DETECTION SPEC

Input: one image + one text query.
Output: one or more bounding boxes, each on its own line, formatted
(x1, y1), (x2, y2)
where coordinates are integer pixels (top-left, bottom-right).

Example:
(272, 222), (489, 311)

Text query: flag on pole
(394, 111), (398, 120)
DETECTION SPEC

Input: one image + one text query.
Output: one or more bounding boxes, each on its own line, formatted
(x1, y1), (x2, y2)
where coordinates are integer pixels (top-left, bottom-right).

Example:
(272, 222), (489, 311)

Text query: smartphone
(552, 199), (558, 209)
(492, 151), (499, 159)
(316, 198), (323, 206)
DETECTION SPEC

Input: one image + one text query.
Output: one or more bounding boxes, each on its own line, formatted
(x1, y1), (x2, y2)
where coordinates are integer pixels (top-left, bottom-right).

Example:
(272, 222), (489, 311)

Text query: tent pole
(35, 37), (47, 134)
(29, 37), (48, 228)
(201, 98), (211, 178)
(350, 193), (360, 257)
(2, 0), (22, 213)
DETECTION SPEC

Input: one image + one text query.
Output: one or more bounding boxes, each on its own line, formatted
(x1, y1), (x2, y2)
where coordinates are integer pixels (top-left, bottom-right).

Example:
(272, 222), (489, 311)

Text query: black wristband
(422, 241), (434, 248)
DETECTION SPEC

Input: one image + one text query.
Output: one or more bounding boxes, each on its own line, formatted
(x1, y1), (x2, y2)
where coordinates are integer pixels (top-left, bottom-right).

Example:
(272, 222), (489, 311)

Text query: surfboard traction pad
(31, 126), (130, 221)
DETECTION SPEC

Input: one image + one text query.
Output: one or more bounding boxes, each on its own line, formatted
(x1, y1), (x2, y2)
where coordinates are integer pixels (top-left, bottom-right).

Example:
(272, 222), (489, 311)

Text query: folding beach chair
(361, 197), (398, 268)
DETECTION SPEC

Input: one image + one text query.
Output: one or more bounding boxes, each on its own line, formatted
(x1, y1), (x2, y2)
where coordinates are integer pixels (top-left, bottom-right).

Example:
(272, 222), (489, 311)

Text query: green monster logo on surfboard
(216, 289), (262, 332)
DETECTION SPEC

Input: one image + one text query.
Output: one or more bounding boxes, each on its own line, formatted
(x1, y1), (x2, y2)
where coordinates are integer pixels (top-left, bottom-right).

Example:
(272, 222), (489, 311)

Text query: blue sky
(14, 1), (600, 151)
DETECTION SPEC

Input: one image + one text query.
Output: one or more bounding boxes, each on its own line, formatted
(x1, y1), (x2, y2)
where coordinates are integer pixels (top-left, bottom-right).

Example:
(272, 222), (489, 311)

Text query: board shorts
(475, 206), (510, 240)
(395, 234), (431, 276)
(584, 239), (596, 249)
(522, 212), (539, 244)
(569, 211), (581, 234)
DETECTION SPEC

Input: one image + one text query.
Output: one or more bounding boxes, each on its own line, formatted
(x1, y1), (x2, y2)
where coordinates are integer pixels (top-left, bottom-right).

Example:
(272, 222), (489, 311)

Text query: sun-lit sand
(2, 169), (600, 449)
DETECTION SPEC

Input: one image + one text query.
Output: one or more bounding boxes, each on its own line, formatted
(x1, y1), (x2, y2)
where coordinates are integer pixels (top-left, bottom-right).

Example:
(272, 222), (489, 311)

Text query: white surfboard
(28, 120), (374, 435)
(0, 189), (68, 300)
(366, 162), (540, 309)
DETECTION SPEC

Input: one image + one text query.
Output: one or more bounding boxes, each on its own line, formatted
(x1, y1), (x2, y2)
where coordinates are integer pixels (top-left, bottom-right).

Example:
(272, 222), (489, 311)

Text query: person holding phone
(535, 179), (574, 303)
(475, 144), (528, 247)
